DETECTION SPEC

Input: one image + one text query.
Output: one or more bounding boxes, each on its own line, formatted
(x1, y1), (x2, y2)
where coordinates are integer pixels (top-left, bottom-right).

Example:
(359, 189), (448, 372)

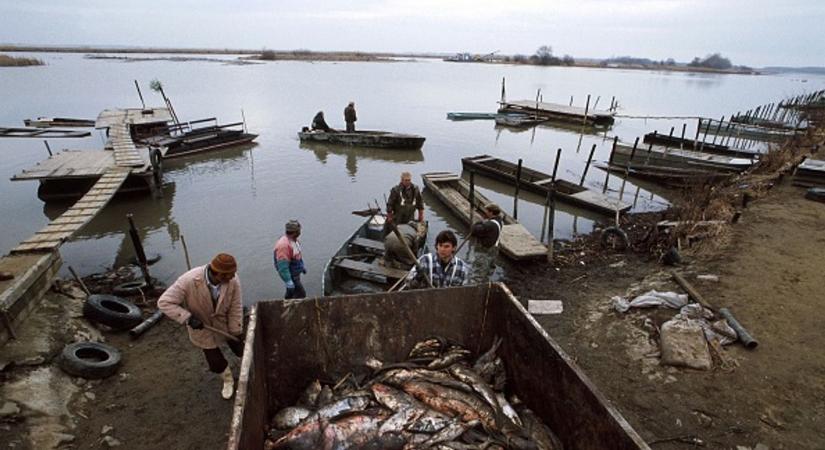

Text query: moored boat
(140, 119), (257, 159)
(446, 112), (498, 120)
(594, 161), (733, 188)
(493, 113), (545, 127)
(298, 130), (426, 149)
(611, 141), (754, 173)
(23, 117), (96, 128)
(461, 154), (631, 215)
(322, 215), (428, 296)
(422, 171), (547, 261)
(642, 132), (764, 159)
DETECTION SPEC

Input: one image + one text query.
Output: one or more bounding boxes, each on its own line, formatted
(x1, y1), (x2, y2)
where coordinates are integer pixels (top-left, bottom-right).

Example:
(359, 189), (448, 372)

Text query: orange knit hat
(210, 253), (237, 274)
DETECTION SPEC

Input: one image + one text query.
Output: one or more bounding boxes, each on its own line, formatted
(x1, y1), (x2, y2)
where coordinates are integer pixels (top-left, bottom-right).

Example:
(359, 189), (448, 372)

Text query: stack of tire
(59, 295), (143, 379)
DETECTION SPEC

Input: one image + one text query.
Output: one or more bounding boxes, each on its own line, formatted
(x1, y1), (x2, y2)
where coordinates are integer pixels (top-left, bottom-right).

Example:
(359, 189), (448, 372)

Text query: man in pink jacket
(158, 253), (243, 399)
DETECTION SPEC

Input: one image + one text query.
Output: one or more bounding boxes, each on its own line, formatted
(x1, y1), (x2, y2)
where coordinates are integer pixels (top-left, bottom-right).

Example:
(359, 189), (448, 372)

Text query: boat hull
(298, 130), (425, 149)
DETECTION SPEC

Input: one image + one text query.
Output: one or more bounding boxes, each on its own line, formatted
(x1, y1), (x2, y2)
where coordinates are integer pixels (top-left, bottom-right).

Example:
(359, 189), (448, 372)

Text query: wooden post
(583, 94), (591, 125)
(134, 80), (145, 109)
(603, 136), (618, 193)
(241, 108), (247, 133)
(710, 115), (724, 145)
(619, 137), (639, 200)
(644, 132), (656, 165)
(500, 77), (506, 103)
(43, 140), (52, 156)
(580, 144), (597, 185)
(127, 214), (153, 286)
(468, 171), (475, 230)
(680, 123), (687, 150)
(569, 95), (573, 106)
(180, 234), (192, 271)
(610, 96), (616, 111)
(68, 266), (91, 296)
(694, 118), (702, 149)
(513, 159), (523, 220)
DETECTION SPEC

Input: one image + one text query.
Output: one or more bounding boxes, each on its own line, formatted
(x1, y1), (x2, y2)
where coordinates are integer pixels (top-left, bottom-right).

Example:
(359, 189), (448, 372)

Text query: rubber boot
(221, 367), (234, 400)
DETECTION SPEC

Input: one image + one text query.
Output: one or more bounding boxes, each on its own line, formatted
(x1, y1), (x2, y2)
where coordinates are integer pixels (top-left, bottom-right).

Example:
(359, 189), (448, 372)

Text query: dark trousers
(203, 338), (244, 373)
(346, 122), (355, 132)
(285, 275), (307, 299)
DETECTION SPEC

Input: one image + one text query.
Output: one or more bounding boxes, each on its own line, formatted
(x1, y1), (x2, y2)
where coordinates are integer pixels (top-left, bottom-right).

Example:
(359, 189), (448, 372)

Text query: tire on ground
(58, 342), (122, 379)
(83, 294), (143, 330)
(112, 280), (149, 296)
(600, 226), (630, 252)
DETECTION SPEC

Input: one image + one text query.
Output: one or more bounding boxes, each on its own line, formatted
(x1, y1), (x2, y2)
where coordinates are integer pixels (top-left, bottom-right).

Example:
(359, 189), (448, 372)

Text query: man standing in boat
(157, 253), (243, 400)
(405, 230), (468, 289)
(469, 203), (503, 284)
(344, 101), (357, 132)
(311, 111), (332, 132)
(274, 220), (307, 299)
(385, 171), (424, 236)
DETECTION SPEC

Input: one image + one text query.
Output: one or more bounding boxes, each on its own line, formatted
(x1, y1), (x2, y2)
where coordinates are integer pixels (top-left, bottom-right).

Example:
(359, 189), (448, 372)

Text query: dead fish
(422, 418), (478, 447)
(296, 379), (322, 408)
(271, 406), (313, 429)
(365, 356), (384, 371)
(518, 407), (563, 450)
(378, 408), (421, 435)
(427, 347), (472, 370)
(317, 384), (334, 407)
(272, 411), (391, 450)
(494, 392), (522, 428)
(448, 366), (501, 416)
(315, 395), (372, 420)
(401, 380), (497, 430)
(408, 336), (447, 359)
(371, 384), (452, 434)
(473, 336), (503, 370)
(381, 368), (473, 393)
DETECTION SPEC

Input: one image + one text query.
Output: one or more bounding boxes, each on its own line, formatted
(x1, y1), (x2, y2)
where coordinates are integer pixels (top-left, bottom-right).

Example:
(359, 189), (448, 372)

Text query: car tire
(83, 294), (143, 330)
(58, 342), (122, 379)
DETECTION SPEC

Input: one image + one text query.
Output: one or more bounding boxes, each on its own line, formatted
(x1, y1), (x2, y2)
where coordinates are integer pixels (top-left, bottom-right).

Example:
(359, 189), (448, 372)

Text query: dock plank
(335, 258), (409, 280)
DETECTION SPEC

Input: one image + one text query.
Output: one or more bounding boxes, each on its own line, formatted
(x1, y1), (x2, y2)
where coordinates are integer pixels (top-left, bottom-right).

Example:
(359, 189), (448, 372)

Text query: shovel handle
(203, 324), (241, 342)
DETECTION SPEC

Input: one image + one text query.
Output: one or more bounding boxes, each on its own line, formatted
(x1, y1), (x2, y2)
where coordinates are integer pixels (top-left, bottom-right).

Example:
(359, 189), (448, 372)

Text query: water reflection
(299, 141), (424, 177)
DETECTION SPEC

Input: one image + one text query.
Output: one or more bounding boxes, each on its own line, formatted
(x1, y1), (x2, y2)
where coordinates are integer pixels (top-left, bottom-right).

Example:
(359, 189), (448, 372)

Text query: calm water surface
(1, 53), (822, 303)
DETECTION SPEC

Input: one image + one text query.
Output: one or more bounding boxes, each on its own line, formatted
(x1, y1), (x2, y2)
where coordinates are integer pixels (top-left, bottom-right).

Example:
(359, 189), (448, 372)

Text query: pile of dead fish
(265, 337), (562, 450)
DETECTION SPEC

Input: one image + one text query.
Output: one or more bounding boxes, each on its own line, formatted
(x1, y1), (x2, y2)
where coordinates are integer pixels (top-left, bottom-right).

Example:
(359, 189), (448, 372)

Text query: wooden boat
(611, 142), (753, 174)
(698, 118), (800, 142)
(494, 113), (545, 127)
(642, 132), (763, 159)
(322, 215), (427, 296)
(228, 284), (649, 450)
(498, 100), (615, 126)
(422, 171), (547, 260)
(298, 129), (425, 149)
(730, 115), (798, 131)
(140, 120), (257, 159)
(461, 154), (631, 216)
(446, 112), (498, 120)
(0, 127), (91, 138)
(23, 117), (95, 128)
(594, 161), (732, 188)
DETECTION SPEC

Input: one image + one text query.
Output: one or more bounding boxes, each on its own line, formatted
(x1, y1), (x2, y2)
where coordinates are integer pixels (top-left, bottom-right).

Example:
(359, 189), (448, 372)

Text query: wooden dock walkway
(2, 107), (170, 343)
(498, 100), (615, 126)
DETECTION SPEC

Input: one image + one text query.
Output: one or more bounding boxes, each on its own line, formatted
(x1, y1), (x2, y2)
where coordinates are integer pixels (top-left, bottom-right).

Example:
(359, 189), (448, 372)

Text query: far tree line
(502, 47), (748, 71)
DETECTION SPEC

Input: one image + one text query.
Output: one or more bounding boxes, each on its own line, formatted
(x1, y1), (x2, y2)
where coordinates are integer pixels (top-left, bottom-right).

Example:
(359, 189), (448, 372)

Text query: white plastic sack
(614, 290), (688, 313)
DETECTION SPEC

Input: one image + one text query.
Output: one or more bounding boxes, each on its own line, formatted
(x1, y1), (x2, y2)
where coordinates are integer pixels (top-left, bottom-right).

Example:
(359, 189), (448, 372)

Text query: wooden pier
(1, 107), (170, 344)
(498, 100), (615, 126)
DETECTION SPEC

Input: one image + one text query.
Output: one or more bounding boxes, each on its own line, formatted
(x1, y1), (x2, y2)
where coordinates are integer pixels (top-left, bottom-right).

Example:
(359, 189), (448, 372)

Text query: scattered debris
(696, 274), (720, 282)
(527, 300), (564, 315)
(660, 317), (713, 370)
(613, 290), (688, 313)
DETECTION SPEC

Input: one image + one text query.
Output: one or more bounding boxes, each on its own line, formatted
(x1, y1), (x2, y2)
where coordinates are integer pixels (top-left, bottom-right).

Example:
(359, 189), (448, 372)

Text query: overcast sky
(1, 0), (823, 67)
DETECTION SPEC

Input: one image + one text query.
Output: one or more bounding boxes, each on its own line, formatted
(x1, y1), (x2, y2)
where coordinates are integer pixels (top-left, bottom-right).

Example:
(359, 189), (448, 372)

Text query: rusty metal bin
(228, 283), (649, 450)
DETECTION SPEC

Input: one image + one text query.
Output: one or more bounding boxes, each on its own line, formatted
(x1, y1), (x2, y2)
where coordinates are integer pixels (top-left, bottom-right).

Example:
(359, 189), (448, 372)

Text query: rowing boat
(421, 171), (547, 261)
(322, 215), (427, 296)
(461, 154), (631, 215)
(298, 130), (425, 149)
(611, 142), (753, 173)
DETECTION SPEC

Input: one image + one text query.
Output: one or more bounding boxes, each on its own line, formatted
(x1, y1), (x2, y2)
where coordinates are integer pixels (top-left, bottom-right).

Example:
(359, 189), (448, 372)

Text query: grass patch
(0, 54), (44, 67)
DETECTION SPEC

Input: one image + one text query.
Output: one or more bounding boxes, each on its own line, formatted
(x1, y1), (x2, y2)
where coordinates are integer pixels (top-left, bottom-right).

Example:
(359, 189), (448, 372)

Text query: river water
(1, 53), (821, 302)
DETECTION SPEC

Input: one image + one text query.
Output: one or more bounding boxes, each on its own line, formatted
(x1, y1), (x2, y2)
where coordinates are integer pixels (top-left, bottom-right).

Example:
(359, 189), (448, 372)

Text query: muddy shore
(2, 129), (824, 449)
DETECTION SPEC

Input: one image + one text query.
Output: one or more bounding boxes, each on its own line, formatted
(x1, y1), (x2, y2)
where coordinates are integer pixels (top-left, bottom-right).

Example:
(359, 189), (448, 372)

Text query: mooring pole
(694, 118), (702, 149)
(468, 171), (475, 231)
(513, 159), (523, 220)
(180, 234), (192, 271)
(127, 214), (153, 286)
(645, 131), (656, 165)
(583, 94), (591, 126)
(43, 140), (52, 156)
(603, 136), (618, 193)
(580, 143), (597, 186)
(680, 123), (687, 150)
(134, 80), (145, 109)
(710, 115), (725, 145)
(619, 137), (639, 201)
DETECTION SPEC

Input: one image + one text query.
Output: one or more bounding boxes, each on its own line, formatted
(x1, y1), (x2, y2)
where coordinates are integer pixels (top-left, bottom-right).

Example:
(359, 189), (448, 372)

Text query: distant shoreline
(0, 45), (764, 74)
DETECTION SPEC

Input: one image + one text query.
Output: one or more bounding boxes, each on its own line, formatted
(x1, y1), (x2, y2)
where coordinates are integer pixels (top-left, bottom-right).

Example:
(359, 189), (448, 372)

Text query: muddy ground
(2, 162), (825, 448)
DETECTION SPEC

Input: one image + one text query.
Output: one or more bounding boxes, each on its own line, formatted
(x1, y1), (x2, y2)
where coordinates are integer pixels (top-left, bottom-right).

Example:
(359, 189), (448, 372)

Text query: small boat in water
(611, 141), (754, 174)
(322, 215), (428, 296)
(23, 117), (96, 128)
(298, 129), (425, 149)
(446, 112), (498, 120)
(642, 132), (763, 159)
(422, 171), (547, 261)
(594, 161), (732, 188)
(140, 118), (257, 159)
(494, 113), (545, 127)
(461, 154), (631, 216)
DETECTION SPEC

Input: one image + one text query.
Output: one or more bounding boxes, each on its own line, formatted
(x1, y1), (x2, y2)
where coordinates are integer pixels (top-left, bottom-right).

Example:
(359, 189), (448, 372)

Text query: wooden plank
(334, 258), (409, 280)
(351, 237), (384, 252)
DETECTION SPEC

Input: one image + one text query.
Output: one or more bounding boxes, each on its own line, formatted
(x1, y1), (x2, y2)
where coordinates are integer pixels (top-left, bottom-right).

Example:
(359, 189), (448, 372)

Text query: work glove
(187, 315), (204, 330)
(302, 267), (307, 275)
